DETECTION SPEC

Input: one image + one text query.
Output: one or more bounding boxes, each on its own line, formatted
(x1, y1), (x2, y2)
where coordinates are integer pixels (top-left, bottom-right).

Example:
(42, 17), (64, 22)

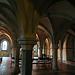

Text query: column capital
(17, 38), (37, 45)
(12, 44), (20, 49)
(17, 38), (37, 50)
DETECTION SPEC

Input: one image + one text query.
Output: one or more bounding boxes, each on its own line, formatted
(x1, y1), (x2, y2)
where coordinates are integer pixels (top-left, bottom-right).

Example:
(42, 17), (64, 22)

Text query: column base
(52, 65), (58, 70)
(12, 67), (20, 74)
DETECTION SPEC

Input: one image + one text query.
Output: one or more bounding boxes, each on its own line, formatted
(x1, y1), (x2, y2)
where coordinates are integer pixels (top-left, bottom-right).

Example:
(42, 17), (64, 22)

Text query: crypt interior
(0, 0), (75, 75)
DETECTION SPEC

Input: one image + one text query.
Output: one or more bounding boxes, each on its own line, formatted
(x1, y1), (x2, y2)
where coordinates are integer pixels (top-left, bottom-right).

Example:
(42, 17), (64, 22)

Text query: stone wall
(0, 51), (9, 57)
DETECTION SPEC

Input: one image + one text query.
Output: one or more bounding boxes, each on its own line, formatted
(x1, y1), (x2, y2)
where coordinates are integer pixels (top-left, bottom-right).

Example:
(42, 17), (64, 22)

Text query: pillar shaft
(12, 45), (20, 74)
(14, 46), (20, 69)
(38, 47), (42, 57)
(74, 38), (75, 61)
(59, 40), (62, 62)
(52, 43), (58, 70)
(60, 48), (62, 62)
(21, 50), (32, 75)
(32, 49), (34, 59)
(12, 48), (15, 58)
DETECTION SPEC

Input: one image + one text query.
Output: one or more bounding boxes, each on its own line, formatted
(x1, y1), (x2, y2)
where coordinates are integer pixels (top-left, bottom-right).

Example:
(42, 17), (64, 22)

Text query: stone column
(38, 47), (42, 57)
(52, 43), (58, 70)
(18, 38), (36, 75)
(60, 48), (62, 62)
(32, 48), (34, 59)
(44, 47), (47, 56)
(74, 38), (75, 61)
(12, 47), (15, 58)
(59, 40), (63, 62)
(12, 44), (20, 74)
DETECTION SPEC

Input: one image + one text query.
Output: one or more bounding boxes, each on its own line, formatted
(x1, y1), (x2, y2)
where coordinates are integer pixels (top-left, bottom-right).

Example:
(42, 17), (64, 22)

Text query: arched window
(1, 40), (8, 50)
(2, 41), (7, 50)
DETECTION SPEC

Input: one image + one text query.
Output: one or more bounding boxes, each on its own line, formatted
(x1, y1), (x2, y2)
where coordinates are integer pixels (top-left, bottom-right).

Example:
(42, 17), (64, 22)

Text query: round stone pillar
(12, 47), (15, 58)
(59, 41), (63, 62)
(52, 43), (58, 70)
(38, 47), (42, 58)
(12, 44), (20, 74)
(18, 38), (36, 75)
(32, 48), (34, 59)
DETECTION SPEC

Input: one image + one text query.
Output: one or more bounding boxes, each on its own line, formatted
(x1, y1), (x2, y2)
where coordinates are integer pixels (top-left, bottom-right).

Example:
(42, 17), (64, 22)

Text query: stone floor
(0, 57), (12, 75)
(0, 57), (75, 75)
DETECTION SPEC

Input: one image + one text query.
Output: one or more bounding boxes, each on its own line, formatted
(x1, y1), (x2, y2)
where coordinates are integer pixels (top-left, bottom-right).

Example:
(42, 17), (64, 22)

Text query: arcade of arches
(0, 0), (75, 75)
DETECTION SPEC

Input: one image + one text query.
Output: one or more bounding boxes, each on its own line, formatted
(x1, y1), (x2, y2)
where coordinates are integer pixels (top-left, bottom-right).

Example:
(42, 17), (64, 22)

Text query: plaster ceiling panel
(37, 25), (49, 35)
(67, 29), (75, 36)
(40, 17), (53, 36)
(0, 21), (6, 25)
(2, 7), (18, 26)
(0, 26), (13, 40)
(37, 29), (43, 35)
(71, 24), (75, 32)
(37, 25), (52, 40)
(47, 0), (75, 21)
(0, 13), (8, 23)
(49, 16), (66, 32)
(37, 29), (47, 41)
(0, 0), (10, 5)
(40, 17), (52, 31)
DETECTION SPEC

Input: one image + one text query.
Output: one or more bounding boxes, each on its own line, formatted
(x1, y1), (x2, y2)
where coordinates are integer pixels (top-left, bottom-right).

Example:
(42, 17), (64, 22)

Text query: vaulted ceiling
(0, 0), (75, 43)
